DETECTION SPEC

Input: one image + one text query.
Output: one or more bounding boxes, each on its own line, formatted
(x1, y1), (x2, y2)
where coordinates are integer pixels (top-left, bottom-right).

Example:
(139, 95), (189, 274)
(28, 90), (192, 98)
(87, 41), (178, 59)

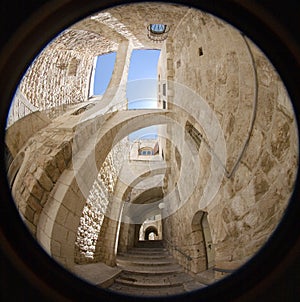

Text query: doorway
(191, 211), (215, 271)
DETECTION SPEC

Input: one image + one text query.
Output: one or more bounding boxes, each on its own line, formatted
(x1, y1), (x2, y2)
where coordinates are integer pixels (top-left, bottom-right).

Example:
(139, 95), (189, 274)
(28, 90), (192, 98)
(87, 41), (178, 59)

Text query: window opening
(163, 100), (167, 109)
(139, 147), (154, 156)
(92, 52), (116, 96)
(147, 24), (170, 42)
(127, 49), (160, 110)
(162, 83), (166, 96)
(199, 47), (204, 56)
(149, 24), (166, 34)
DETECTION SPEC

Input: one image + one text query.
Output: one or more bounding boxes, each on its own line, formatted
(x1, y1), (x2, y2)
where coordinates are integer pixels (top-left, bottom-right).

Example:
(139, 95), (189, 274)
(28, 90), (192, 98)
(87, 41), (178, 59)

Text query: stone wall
(74, 138), (129, 264)
(17, 23), (118, 113)
(161, 8), (298, 276)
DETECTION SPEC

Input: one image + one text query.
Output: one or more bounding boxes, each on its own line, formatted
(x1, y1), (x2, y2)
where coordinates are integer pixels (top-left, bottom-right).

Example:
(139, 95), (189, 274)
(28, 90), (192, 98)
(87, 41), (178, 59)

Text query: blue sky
(127, 49), (160, 82)
(93, 49), (160, 140)
(127, 49), (160, 140)
(93, 52), (116, 95)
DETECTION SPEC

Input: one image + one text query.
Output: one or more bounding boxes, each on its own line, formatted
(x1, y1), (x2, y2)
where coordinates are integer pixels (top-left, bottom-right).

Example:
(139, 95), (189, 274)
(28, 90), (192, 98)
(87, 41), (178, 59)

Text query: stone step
(117, 253), (172, 261)
(123, 250), (169, 257)
(135, 240), (164, 248)
(119, 264), (184, 275)
(109, 241), (207, 296)
(118, 252), (169, 259)
(108, 282), (185, 296)
(117, 257), (176, 267)
(128, 247), (167, 253)
(115, 274), (183, 288)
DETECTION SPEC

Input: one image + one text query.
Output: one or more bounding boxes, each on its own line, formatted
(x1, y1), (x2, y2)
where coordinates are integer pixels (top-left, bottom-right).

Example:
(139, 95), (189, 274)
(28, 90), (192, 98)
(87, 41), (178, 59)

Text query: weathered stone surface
(254, 172), (269, 201)
(271, 116), (291, 160)
(23, 173), (44, 200)
(43, 157), (60, 183)
(34, 167), (53, 192)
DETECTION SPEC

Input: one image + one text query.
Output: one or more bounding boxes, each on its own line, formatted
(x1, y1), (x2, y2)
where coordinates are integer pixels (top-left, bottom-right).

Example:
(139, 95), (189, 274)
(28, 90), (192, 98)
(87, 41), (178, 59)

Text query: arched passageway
(144, 226), (158, 240)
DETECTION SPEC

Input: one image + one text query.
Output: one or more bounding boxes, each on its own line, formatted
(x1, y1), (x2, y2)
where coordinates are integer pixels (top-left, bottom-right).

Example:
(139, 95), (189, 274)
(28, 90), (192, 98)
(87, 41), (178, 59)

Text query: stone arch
(43, 109), (207, 268)
(144, 226), (158, 240)
(15, 101), (206, 255)
(191, 211), (215, 273)
(14, 105), (220, 268)
(117, 186), (164, 252)
(125, 187), (164, 223)
(37, 110), (174, 268)
(113, 161), (168, 254)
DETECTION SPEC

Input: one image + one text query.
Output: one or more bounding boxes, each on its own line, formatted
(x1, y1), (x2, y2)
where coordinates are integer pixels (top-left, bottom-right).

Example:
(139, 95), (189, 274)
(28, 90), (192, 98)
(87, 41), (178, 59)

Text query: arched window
(144, 226), (158, 240)
(138, 147), (154, 156)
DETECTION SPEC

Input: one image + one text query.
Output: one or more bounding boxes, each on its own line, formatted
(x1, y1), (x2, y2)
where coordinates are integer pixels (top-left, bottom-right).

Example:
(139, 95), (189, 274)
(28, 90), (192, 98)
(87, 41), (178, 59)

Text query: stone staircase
(108, 240), (206, 297)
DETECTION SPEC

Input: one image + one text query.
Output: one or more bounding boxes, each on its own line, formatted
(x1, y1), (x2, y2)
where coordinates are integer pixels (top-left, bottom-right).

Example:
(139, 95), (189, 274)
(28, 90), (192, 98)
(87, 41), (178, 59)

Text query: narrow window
(93, 52), (116, 96)
(199, 47), (203, 56)
(162, 83), (166, 96)
(163, 100), (167, 109)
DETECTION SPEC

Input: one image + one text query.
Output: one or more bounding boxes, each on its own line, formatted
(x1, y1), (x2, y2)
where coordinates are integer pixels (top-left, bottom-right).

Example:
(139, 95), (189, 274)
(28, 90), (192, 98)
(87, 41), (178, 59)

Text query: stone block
(25, 205), (35, 224)
(243, 211), (259, 228)
(254, 172), (269, 201)
(27, 193), (42, 212)
(51, 240), (61, 257)
(256, 88), (275, 131)
(271, 116), (291, 160)
(63, 141), (72, 162)
(260, 151), (275, 175)
(53, 223), (68, 243)
(65, 212), (80, 231)
(56, 205), (69, 225)
(44, 157), (60, 183)
(24, 173), (44, 200)
(34, 167), (54, 192)
(55, 149), (67, 173)
(40, 192), (50, 206)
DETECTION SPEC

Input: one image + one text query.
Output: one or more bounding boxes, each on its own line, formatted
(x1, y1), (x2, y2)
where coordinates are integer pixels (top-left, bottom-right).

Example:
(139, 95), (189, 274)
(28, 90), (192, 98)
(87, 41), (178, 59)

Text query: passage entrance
(139, 214), (162, 241)
(191, 211), (215, 272)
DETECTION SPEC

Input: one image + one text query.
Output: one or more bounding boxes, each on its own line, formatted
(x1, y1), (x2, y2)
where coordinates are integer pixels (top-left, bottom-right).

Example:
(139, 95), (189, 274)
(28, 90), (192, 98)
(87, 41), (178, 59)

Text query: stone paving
(107, 240), (207, 297)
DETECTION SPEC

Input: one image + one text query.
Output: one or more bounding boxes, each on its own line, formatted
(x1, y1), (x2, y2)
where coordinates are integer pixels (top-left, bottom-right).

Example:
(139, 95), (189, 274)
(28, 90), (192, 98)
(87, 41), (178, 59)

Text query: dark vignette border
(0, 1), (299, 301)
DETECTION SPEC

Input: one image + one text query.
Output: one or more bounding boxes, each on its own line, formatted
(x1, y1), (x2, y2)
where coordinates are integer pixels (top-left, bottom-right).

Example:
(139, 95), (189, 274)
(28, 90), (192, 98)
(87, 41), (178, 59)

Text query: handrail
(165, 239), (192, 261)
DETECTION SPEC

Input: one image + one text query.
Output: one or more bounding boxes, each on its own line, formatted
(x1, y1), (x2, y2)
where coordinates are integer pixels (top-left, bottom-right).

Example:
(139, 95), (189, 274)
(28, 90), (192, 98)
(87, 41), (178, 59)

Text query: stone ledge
(73, 262), (121, 288)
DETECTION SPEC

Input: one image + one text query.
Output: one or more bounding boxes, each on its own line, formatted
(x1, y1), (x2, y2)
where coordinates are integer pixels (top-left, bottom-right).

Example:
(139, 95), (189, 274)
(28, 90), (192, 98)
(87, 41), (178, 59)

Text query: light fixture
(147, 23), (170, 42)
